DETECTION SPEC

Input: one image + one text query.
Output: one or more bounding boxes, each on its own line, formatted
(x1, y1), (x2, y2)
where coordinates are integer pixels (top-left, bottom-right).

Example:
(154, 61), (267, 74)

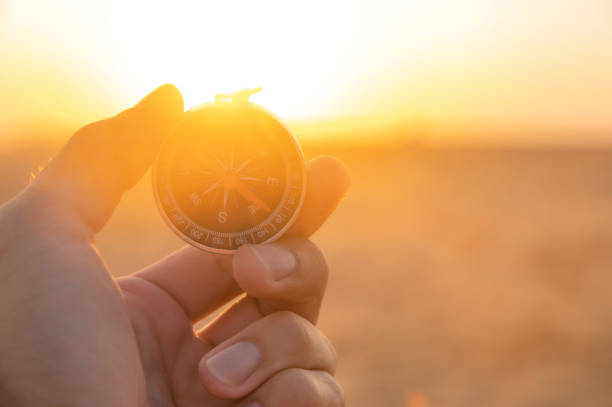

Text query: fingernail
(204, 342), (260, 386)
(249, 244), (296, 281)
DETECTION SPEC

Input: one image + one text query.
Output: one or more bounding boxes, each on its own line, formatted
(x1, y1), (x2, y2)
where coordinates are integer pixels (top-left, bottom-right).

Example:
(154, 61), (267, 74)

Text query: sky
(1, 0), (612, 144)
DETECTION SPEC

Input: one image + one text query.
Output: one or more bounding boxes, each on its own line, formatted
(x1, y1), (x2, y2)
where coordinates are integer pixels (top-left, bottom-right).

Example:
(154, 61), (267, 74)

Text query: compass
(153, 88), (306, 254)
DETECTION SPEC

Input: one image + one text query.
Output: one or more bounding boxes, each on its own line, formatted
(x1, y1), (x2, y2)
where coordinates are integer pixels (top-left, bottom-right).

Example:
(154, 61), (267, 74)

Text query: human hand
(0, 85), (350, 407)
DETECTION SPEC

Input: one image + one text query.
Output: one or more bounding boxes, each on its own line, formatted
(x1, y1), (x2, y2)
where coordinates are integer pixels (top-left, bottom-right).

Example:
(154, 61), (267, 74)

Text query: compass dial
(153, 95), (306, 254)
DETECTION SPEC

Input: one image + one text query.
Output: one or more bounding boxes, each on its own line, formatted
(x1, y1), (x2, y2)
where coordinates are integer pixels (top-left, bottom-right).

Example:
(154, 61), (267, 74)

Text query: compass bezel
(152, 100), (307, 255)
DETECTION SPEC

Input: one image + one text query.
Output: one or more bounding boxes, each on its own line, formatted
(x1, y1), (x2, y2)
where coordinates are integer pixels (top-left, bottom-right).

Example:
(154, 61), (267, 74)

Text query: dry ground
(2, 143), (612, 406)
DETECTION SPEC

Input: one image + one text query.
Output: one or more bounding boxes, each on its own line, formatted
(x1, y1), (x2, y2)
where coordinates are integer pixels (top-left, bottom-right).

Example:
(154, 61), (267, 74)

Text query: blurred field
(2, 141), (612, 406)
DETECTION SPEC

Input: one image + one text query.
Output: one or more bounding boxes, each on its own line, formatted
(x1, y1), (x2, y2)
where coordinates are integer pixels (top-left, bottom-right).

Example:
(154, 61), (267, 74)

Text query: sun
(105, 0), (359, 121)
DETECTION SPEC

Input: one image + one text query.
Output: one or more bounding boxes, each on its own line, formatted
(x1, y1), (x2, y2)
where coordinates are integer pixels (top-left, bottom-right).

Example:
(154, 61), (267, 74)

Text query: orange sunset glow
(2, 0), (612, 144)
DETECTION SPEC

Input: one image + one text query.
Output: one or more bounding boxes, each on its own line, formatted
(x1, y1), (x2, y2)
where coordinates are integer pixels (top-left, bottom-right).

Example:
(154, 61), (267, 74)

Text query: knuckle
(275, 311), (316, 348)
(267, 311), (337, 371)
(301, 239), (328, 272)
(285, 368), (321, 401)
(321, 372), (345, 407)
(271, 311), (315, 348)
(284, 369), (345, 407)
(272, 309), (307, 325)
(331, 379), (346, 406)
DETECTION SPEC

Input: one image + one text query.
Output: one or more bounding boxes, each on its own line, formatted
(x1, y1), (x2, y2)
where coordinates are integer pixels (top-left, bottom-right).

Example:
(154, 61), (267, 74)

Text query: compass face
(153, 101), (306, 254)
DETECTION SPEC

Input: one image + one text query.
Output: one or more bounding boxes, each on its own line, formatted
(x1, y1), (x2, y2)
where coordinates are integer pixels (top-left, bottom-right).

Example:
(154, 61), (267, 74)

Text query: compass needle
(202, 180), (220, 195)
(234, 181), (271, 212)
(207, 152), (227, 171)
(236, 156), (256, 172)
(223, 188), (229, 209)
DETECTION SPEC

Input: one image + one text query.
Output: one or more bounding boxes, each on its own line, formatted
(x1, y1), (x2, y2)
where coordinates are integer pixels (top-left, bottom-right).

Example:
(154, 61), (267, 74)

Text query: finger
(34, 84), (184, 233)
(233, 238), (327, 318)
(133, 156), (349, 323)
(199, 237), (327, 345)
(198, 311), (337, 400)
(132, 246), (241, 322)
(286, 155), (351, 237)
(242, 369), (344, 407)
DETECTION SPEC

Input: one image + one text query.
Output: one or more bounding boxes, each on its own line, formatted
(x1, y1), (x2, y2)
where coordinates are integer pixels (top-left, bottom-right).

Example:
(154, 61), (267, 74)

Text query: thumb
(35, 84), (184, 233)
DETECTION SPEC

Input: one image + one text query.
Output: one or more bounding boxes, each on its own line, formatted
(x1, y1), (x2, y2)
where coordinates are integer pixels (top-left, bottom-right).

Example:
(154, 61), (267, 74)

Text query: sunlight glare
(2, 0), (612, 143)
(106, 0), (359, 120)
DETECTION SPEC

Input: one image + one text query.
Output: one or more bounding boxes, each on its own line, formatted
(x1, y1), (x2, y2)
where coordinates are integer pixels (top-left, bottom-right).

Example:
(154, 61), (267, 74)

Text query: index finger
(134, 156), (350, 322)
